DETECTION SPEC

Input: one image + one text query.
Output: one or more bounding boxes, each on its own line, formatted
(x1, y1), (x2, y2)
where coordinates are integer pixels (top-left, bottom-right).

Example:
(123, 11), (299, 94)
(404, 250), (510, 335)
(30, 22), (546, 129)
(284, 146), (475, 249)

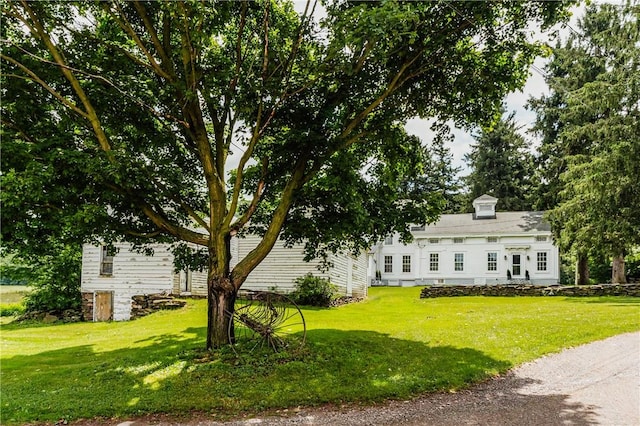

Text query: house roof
(473, 194), (498, 203)
(415, 211), (550, 237)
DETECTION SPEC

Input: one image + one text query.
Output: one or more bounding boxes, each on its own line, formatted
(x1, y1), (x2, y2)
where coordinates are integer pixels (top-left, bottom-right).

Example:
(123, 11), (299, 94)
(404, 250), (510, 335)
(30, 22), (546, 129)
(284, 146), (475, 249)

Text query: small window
(429, 238), (440, 244)
(384, 235), (393, 245)
(453, 237), (464, 244)
(487, 252), (497, 271)
(537, 252), (548, 271)
(487, 237), (498, 243)
(454, 253), (464, 271)
(410, 225), (425, 231)
(100, 245), (114, 276)
(384, 255), (393, 273)
(402, 255), (411, 273)
(535, 235), (548, 242)
(429, 253), (439, 272)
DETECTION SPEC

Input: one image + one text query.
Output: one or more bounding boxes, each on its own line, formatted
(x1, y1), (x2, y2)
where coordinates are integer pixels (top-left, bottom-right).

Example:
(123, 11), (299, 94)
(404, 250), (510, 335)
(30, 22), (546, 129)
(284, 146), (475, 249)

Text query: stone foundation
(131, 293), (186, 319)
(420, 283), (640, 298)
(81, 292), (94, 321)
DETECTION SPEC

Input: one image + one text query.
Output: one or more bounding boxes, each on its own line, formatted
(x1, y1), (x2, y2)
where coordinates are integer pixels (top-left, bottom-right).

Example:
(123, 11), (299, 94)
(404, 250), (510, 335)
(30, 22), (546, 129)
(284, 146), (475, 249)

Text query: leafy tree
(540, 3), (640, 283)
(1, 1), (571, 348)
(464, 110), (535, 211)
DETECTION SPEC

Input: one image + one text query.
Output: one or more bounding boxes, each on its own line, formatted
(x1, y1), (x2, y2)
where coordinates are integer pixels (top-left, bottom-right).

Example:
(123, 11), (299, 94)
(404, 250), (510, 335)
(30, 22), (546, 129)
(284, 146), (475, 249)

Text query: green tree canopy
(1, 0), (571, 347)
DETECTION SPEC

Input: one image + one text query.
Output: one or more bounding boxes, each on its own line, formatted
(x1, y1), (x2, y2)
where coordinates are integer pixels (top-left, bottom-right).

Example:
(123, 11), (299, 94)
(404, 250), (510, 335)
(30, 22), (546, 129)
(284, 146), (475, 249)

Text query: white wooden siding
(81, 243), (174, 320)
(82, 236), (369, 320)
(236, 237), (323, 293)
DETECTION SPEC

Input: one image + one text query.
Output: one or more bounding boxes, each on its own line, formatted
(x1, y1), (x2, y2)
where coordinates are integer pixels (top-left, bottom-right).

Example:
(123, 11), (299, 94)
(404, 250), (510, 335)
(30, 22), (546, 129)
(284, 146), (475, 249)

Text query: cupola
(472, 194), (498, 219)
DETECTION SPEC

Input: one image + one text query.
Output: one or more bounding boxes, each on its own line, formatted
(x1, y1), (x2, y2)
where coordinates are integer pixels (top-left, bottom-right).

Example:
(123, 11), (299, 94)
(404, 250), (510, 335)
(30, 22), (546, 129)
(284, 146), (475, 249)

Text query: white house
(368, 195), (560, 286)
(81, 236), (367, 321)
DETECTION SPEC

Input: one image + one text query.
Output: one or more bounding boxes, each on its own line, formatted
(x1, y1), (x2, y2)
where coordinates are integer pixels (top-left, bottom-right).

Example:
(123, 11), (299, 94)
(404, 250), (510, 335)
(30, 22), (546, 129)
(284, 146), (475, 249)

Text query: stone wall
(81, 292), (94, 321)
(131, 293), (186, 319)
(420, 283), (640, 298)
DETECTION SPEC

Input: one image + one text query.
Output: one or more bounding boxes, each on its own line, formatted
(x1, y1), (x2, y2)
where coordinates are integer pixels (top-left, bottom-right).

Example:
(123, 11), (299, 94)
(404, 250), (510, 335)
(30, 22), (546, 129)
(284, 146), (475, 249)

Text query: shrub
(289, 273), (337, 307)
(24, 245), (82, 314)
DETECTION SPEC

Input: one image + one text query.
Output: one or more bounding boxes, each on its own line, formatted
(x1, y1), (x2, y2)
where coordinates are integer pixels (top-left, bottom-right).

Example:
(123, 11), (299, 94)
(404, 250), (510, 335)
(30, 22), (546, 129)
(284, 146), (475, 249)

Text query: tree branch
(0, 54), (89, 119)
(231, 158), (307, 287)
(18, 1), (113, 156)
(101, 1), (173, 81)
(131, 1), (177, 79)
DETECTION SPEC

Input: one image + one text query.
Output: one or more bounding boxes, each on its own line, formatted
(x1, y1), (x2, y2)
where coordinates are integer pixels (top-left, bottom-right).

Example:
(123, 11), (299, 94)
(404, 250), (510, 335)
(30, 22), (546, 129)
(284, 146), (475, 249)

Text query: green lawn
(2, 287), (639, 424)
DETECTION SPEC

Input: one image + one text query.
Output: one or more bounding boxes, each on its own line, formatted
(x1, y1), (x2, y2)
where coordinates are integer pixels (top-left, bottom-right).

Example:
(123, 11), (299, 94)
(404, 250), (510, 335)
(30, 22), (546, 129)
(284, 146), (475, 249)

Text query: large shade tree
(532, 3), (639, 284)
(1, 0), (571, 348)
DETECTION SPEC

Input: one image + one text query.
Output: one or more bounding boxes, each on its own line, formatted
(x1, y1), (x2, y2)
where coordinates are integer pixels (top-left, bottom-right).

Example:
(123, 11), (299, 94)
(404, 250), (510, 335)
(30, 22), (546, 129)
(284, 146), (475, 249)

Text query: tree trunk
(206, 277), (237, 350)
(611, 253), (627, 284)
(575, 253), (589, 285)
(206, 235), (238, 350)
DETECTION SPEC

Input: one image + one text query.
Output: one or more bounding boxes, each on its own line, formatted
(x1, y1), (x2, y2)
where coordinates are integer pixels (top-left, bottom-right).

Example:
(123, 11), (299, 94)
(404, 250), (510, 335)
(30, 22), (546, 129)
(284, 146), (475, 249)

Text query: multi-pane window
(384, 235), (393, 245)
(402, 255), (411, 273)
(453, 237), (464, 244)
(487, 237), (498, 243)
(537, 252), (548, 271)
(384, 255), (393, 273)
(454, 253), (464, 271)
(487, 252), (498, 271)
(429, 253), (439, 271)
(535, 235), (548, 242)
(410, 225), (425, 231)
(100, 245), (114, 276)
(429, 238), (439, 244)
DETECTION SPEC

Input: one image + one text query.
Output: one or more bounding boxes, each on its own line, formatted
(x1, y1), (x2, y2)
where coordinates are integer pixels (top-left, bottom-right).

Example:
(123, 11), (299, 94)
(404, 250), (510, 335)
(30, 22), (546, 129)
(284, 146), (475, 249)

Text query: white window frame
(537, 251), (548, 272)
(453, 237), (464, 244)
(487, 236), (498, 243)
(100, 245), (114, 276)
(384, 235), (393, 245)
(487, 252), (498, 272)
(384, 255), (393, 273)
(402, 255), (411, 273)
(454, 253), (464, 272)
(429, 253), (439, 272)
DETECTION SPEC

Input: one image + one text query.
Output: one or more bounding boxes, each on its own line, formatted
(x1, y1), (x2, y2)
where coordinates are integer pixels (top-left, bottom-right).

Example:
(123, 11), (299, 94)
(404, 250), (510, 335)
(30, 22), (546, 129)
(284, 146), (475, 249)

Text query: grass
(0, 285), (28, 317)
(1, 287), (639, 424)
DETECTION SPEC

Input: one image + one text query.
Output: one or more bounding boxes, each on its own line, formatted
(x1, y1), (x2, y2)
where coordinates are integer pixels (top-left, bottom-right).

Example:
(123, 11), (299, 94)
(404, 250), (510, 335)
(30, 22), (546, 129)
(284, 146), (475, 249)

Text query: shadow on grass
(2, 328), (517, 425)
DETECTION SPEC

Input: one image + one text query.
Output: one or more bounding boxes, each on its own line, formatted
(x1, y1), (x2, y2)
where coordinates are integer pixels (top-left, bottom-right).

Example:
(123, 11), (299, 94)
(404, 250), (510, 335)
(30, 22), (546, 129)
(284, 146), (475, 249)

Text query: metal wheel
(228, 291), (306, 354)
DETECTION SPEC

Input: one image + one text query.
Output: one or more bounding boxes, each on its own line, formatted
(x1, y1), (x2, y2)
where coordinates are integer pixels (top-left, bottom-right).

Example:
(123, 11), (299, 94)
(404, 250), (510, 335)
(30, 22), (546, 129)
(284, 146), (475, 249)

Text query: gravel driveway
(115, 332), (640, 426)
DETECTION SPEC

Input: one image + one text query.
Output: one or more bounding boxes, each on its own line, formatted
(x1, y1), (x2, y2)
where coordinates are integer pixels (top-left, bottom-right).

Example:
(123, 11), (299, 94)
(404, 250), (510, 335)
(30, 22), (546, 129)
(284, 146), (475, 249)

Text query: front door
(511, 254), (522, 278)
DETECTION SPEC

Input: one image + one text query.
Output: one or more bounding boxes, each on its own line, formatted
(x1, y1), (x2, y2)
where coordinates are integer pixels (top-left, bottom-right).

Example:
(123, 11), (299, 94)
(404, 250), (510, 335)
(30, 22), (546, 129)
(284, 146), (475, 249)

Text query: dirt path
(114, 332), (639, 426)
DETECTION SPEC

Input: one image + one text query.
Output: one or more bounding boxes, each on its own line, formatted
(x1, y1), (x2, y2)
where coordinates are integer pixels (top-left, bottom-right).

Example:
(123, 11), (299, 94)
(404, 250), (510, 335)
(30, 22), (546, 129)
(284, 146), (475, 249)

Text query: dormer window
(472, 194), (498, 219)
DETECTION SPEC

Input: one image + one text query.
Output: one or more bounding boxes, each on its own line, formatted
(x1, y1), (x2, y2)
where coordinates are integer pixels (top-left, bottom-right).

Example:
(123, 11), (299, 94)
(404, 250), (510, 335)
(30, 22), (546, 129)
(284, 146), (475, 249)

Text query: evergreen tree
(424, 126), (464, 214)
(532, 3), (640, 283)
(464, 110), (535, 211)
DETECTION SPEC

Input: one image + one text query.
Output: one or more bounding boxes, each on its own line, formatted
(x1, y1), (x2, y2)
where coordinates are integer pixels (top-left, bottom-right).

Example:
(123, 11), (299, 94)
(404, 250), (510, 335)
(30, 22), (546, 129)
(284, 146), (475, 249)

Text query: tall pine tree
(464, 110), (535, 212)
(531, 3), (640, 283)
